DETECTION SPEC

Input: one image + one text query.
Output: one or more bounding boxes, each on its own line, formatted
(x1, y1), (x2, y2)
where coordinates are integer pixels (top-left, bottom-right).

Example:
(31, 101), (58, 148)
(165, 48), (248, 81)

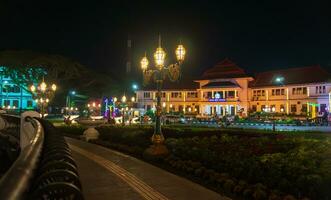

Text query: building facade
(136, 59), (331, 118)
(0, 67), (36, 111)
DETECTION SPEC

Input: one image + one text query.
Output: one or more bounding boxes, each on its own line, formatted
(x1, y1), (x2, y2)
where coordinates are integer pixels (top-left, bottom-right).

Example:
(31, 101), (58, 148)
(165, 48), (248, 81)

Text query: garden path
(66, 137), (230, 200)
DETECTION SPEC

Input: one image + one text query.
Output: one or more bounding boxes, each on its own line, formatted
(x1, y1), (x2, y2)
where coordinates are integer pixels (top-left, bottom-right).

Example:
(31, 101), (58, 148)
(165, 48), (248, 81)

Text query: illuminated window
(187, 92), (198, 98)
(316, 85), (326, 94)
(3, 100), (10, 106)
(171, 92), (182, 98)
(293, 87), (307, 95)
(301, 104), (307, 113)
(143, 92), (151, 98)
(228, 91), (235, 98)
(272, 89), (285, 96)
(27, 100), (33, 107)
(253, 90), (265, 97)
(13, 100), (19, 107)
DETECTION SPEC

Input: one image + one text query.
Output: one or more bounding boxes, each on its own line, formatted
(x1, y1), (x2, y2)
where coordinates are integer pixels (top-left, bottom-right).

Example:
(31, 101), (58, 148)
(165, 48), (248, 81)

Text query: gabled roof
(202, 81), (240, 88)
(250, 65), (331, 87)
(201, 58), (249, 79)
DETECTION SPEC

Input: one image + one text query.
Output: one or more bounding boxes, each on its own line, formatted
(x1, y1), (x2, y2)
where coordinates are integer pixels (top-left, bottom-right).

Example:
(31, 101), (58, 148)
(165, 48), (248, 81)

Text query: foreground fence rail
(0, 113), (83, 200)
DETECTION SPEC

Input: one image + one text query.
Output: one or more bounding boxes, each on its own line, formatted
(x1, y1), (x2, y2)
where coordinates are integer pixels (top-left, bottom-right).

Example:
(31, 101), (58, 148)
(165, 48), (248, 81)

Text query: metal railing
(0, 115), (44, 200)
(0, 114), (83, 200)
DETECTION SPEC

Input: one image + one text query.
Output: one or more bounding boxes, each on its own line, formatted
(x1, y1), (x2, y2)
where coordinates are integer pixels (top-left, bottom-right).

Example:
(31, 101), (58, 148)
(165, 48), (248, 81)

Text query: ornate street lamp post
(140, 36), (186, 156)
(30, 79), (57, 118)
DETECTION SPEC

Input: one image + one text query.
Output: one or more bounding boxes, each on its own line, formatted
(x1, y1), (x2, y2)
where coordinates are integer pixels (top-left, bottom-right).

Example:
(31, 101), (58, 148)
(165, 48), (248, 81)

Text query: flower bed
(58, 124), (331, 200)
(164, 135), (331, 200)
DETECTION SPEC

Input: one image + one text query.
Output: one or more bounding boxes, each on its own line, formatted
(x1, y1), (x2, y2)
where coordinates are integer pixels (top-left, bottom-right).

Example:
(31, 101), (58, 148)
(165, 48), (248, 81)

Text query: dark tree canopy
(0, 50), (120, 103)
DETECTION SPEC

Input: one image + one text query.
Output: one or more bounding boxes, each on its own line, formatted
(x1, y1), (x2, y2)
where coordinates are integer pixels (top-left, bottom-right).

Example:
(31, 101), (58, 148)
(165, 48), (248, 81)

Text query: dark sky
(0, 0), (330, 80)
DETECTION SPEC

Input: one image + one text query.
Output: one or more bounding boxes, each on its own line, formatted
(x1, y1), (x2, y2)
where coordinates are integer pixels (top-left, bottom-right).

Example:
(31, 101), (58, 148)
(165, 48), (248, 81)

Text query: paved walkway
(66, 138), (229, 200)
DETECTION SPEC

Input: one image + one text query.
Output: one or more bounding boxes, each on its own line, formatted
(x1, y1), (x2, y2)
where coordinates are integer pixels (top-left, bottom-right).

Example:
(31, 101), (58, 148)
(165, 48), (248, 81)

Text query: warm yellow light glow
(46, 98), (49, 103)
(170, 104), (173, 108)
(75, 107), (78, 111)
(188, 107), (191, 112)
(162, 102), (166, 108)
(113, 97), (117, 102)
(35, 99), (39, 103)
(140, 56), (149, 71)
(51, 84), (57, 91)
(40, 98), (44, 103)
(125, 107), (129, 111)
(175, 44), (186, 62)
(131, 97), (135, 102)
(98, 104), (101, 107)
(154, 47), (166, 69)
(70, 107), (73, 111)
(30, 85), (36, 92)
(92, 102), (96, 107)
(7, 105), (10, 109)
(13, 106), (16, 109)
(122, 95), (127, 103)
(40, 82), (47, 92)
(87, 104), (90, 107)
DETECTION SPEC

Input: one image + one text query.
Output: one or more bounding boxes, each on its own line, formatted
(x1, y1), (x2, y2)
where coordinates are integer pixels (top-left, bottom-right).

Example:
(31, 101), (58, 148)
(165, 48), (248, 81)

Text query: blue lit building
(0, 67), (36, 110)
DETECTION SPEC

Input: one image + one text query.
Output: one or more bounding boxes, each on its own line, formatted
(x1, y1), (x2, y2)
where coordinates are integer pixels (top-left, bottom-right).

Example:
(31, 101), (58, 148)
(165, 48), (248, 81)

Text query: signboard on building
(208, 98), (226, 102)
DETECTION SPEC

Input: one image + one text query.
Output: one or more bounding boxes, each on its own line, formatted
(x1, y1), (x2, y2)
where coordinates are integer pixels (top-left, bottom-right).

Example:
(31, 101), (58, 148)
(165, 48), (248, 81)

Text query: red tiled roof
(201, 58), (249, 79)
(250, 65), (331, 87)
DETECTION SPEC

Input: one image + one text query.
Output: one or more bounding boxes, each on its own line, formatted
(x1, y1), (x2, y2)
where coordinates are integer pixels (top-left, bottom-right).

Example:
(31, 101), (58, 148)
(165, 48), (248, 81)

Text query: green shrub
(223, 179), (236, 193)
(253, 188), (267, 200)
(283, 195), (297, 200)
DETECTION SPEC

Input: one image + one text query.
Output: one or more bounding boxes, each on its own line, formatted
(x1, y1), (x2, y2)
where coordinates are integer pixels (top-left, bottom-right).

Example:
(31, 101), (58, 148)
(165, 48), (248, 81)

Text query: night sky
(0, 0), (330, 80)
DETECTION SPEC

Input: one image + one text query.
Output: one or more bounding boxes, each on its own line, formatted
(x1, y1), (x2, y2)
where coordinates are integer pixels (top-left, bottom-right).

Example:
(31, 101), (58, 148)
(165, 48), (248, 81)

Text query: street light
(121, 95), (127, 103)
(132, 84), (138, 90)
(30, 79), (57, 118)
(140, 35), (186, 156)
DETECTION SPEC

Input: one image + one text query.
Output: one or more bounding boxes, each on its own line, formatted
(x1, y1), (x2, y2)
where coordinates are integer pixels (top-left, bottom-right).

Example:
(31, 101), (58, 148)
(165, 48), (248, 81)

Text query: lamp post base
(143, 144), (169, 160)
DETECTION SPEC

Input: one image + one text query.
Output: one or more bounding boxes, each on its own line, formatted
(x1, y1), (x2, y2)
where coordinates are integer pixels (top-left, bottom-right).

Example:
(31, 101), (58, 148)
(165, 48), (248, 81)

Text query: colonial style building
(0, 67), (36, 111)
(136, 59), (331, 118)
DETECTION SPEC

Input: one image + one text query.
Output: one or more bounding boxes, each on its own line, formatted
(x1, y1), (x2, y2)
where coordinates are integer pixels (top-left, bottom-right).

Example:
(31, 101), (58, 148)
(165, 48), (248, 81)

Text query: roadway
(66, 137), (230, 200)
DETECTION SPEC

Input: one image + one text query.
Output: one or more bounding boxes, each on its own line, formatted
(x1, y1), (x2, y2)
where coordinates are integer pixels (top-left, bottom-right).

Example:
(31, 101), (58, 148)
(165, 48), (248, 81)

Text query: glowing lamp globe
(175, 44), (186, 62)
(131, 97), (135, 102)
(40, 82), (47, 92)
(30, 85), (36, 92)
(51, 84), (57, 91)
(154, 47), (166, 69)
(121, 95), (127, 103)
(140, 56), (149, 71)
